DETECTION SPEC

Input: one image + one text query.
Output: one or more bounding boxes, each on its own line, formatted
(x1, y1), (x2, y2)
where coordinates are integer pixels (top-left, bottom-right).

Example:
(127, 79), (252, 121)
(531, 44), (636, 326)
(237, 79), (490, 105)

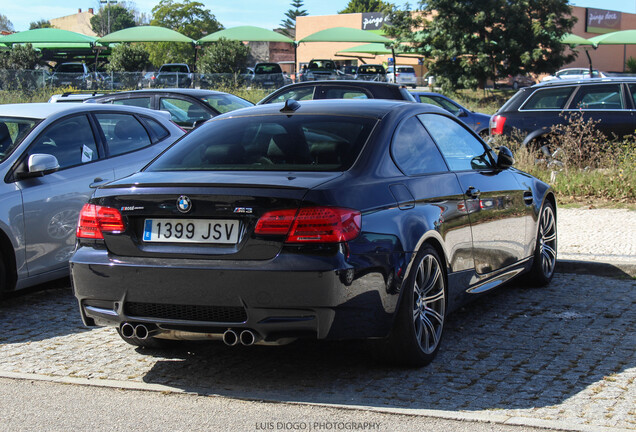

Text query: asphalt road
(0, 377), (573, 432)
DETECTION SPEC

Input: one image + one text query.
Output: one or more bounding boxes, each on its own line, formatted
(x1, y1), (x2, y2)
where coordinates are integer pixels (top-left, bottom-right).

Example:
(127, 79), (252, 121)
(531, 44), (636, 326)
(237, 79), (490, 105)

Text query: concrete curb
(0, 371), (632, 432)
(556, 259), (636, 278)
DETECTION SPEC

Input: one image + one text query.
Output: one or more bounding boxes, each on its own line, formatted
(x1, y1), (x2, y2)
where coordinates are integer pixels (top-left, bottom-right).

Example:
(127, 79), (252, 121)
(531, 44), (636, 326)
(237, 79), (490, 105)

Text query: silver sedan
(0, 103), (184, 295)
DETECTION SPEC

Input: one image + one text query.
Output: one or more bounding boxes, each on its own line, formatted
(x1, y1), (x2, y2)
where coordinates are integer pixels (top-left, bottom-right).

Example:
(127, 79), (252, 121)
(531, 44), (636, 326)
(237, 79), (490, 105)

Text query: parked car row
(2, 78), (561, 368)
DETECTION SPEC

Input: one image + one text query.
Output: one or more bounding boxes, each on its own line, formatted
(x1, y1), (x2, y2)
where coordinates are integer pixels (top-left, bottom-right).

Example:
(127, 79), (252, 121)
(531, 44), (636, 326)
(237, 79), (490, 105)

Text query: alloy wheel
(412, 253), (446, 355)
(538, 205), (557, 279)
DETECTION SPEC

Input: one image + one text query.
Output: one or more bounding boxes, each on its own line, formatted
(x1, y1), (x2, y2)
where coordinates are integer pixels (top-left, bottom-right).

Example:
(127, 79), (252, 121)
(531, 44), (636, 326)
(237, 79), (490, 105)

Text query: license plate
(143, 219), (239, 244)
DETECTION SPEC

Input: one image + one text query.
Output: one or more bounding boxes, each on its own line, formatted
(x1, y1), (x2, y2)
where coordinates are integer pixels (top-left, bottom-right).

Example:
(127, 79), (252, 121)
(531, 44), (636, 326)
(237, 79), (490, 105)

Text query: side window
(95, 113), (152, 157)
(268, 87), (315, 104)
(418, 114), (493, 171)
(111, 97), (152, 109)
(160, 97), (212, 128)
(29, 115), (98, 169)
(391, 116), (448, 176)
(140, 116), (170, 142)
(419, 96), (461, 116)
(521, 87), (574, 110)
(570, 84), (623, 110)
(629, 84), (636, 108)
(322, 88), (369, 99)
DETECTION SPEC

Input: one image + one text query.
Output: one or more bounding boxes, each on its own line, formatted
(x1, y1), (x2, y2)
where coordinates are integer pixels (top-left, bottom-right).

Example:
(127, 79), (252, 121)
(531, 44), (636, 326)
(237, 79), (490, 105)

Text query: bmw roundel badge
(177, 195), (192, 213)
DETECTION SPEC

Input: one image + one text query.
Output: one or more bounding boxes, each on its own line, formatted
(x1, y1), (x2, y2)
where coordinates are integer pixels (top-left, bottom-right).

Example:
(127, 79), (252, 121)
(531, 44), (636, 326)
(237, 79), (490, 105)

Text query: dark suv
(490, 77), (636, 147)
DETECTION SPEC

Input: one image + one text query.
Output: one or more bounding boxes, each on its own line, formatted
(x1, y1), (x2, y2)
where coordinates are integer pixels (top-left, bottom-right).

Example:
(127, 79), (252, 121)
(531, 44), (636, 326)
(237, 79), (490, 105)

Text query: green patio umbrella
(337, 42), (421, 57)
(299, 27), (392, 43)
(98, 26), (194, 43)
(198, 26), (293, 43)
(588, 30), (636, 45)
(0, 28), (96, 45)
(561, 33), (596, 46)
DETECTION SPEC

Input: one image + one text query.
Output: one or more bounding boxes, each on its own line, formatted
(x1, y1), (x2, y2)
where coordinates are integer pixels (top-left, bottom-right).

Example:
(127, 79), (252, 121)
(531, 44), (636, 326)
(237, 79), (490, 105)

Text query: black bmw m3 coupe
(71, 99), (557, 366)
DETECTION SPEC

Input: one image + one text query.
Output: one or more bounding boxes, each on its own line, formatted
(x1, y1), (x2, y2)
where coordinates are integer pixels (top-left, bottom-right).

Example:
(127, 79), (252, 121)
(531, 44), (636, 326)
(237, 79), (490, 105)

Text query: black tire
(0, 251), (6, 299)
(116, 327), (176, 349)
(384, 244), (447, 367)
(526, 201), (557, 286)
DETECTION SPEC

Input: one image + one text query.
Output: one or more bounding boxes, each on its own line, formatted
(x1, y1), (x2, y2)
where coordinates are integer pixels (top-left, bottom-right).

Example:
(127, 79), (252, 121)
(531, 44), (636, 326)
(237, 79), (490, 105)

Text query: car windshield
(308, 60), (335, 70)
(359, 65), (384, 74)
(0, 117), (38, 162)
(57, 64), (85, 73)
(254, 64), (282, 74)
(397, 67), (415, 73)
(147, 114), (377, 172)
(161, 65), (188, 73)
(200, 94), (253, 114)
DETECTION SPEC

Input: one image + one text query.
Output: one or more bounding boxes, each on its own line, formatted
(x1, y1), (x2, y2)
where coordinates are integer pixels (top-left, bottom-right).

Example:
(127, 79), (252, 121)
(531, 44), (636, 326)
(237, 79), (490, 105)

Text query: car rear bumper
(70, 245), (400, 342)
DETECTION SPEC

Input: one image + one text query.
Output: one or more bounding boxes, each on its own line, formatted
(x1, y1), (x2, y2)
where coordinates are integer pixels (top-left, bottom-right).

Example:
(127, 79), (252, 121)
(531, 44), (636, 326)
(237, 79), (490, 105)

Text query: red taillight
(490, 115), (506, 135)
(76, 204), (125, 239)
(255, 207), (361, 243)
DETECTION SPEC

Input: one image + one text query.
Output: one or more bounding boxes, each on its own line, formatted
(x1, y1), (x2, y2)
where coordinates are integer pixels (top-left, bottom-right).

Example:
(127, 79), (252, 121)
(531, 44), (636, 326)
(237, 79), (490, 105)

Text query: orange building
(295, 6), (636, 79)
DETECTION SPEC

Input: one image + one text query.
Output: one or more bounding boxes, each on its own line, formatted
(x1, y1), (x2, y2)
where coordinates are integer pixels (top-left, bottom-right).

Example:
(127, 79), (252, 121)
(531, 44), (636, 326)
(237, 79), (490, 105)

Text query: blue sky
(4, 0), (636, 32)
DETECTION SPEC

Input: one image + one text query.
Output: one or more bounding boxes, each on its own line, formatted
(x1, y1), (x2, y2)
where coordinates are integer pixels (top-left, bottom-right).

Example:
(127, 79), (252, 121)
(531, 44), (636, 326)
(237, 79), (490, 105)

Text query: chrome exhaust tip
(134, 324), (149, 340)
(120, 322), (135, 339)
(222, 329), (239, 346)
(239, 330), (257, 346)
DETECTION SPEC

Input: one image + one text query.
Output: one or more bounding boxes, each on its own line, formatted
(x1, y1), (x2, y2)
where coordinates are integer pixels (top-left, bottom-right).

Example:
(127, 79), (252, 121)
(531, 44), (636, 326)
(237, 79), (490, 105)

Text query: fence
(0, 70), (379, 92)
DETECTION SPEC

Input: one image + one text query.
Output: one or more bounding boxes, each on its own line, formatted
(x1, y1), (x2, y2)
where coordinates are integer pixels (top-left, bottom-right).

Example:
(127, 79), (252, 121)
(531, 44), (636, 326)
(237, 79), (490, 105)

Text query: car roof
(265, 80), (406, 92)
(0, 102), (167, 120)
(220, 98), (430, 120)
(91, 88), (234, 98)
(531, 76), (636, 88)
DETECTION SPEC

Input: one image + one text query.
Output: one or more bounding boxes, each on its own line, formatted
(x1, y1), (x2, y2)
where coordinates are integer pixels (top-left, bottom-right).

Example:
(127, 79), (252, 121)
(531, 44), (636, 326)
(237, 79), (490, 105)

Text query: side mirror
(496, 146), (515, 169)
(457, 109), (468, 118)
(16, 154), (60, 180)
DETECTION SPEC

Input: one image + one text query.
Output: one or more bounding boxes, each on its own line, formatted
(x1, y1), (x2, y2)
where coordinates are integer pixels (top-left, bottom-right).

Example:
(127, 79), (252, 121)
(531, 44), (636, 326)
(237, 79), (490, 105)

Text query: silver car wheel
(538, 204), (557, 279)
(412, 253), (445, 355)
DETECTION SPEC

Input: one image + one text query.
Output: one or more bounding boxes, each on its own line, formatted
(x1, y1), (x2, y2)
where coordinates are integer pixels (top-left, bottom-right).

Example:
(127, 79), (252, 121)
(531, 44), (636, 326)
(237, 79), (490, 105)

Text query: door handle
(523, 191), (534, 205)
(466, 186), (481, 199)
(89, 177), (110, 188)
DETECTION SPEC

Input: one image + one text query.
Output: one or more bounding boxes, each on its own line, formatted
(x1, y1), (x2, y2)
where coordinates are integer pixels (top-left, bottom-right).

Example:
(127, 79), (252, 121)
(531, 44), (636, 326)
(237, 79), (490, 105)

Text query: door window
(521, 87), (574, 110)
(267, 86), (315, 104)
(391, 116), (448, 175)
(95, 113), (152, 156)
(570, 84), (623, 110)
(29, 115), (98, 169)
(160, 97), (212, 128)
(110, 97), (152, 109)
(418, 114), (493, 171)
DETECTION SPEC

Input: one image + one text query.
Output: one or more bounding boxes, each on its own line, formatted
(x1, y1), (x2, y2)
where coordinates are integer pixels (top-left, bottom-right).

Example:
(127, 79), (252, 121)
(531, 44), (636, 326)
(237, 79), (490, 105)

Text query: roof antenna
(280, 99), (301, 113)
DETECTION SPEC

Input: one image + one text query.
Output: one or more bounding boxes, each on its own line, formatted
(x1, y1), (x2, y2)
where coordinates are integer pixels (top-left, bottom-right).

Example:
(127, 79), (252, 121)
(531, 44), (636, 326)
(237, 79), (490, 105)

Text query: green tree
(0, 14), (14, 32)
(91, 3), (136, 37)
(147, 0), (222, 67)
(280, 0), (308, 38)
(387, 0), (576, 90)
(0, 44), (40, 69)
(339, 0), (393, 14)
(197, 38), (250, 74)
(106, 43), (150, 72)
(29, 19), (52, 30)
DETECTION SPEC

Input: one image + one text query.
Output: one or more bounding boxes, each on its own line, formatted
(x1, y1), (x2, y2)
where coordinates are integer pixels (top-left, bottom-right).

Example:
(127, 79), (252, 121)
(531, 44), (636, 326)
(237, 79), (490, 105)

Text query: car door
(16, 114), (114, 276)
(92, 112), (167, 180)
(567, 83), (634, 138)
(419, 113), (533, 275)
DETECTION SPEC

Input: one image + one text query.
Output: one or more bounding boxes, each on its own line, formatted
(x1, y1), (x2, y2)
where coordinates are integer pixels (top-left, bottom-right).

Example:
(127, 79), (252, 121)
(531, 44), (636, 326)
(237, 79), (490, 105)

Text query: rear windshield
(254, 64), (282, 74)
(397, 66), (415, 73)
(200, 94), (253, 114)
(0, 117), (38, 162)
(57, 64), (85, 73)
(147, 114), (377, 172)
(160, 64), (189, 73)
(358, 65), (385, 74)
(308, 60), (336, 70)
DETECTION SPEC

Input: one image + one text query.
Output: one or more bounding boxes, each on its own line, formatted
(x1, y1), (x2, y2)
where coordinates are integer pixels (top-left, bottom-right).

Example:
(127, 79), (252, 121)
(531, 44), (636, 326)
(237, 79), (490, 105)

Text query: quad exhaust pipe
(223, 329), (260, 346)
(120, 323), (157, 340)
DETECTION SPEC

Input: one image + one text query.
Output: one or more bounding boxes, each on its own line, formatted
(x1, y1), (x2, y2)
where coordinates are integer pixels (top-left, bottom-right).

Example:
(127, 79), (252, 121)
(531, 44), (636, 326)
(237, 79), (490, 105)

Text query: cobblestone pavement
(1, 271), (634, 430)
(557, 208), (636, 265)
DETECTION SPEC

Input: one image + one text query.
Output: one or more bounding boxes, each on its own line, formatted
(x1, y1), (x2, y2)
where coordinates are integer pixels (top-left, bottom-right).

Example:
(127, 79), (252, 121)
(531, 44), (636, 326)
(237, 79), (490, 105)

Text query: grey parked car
(0, 103), (184, 296)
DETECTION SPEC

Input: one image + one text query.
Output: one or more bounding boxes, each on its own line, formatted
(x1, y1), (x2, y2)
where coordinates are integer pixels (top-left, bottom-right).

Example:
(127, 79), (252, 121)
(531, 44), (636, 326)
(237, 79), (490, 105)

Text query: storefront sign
(586, 8), (622, 34)
(361, 13), (391, 30)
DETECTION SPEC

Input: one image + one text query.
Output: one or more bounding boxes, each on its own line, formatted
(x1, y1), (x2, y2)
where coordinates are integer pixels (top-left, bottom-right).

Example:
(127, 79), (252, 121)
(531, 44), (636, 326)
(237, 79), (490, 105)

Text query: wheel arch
(0, 228), (17, 292)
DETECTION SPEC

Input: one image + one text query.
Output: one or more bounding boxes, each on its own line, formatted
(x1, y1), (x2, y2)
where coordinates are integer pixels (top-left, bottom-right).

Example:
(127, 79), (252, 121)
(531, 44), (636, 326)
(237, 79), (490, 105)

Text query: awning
(98, 26), (194, 43)
(0, 28), (97, 45)
(299, 27), (392, 43)
(198, 26), (293, 44)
